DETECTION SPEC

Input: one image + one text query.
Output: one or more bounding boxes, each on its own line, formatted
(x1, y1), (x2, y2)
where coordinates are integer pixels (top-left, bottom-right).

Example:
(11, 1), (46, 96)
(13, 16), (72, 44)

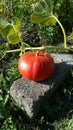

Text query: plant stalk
(0, 45), (73, 60)
(1, 46), (72, 55)
(52, 15), (67, 48)
(1, 45), (73, 60)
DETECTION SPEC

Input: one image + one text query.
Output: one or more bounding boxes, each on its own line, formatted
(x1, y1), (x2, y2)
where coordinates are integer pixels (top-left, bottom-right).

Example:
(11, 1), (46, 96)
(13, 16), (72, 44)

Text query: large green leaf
(0, 18), (10, 29)
(67, 32), (73, 44)
(31, 0), (57, 26)
(9, 17), (21, 34)
(0, 18), (12, 39)
(70, 32), (73, 38)
(7, 32), (21, 44)
(14, 17), (21, 30)
(7, 18), (21, 44)
(0, 17), (21, 44)
(0, 25), (12, 39)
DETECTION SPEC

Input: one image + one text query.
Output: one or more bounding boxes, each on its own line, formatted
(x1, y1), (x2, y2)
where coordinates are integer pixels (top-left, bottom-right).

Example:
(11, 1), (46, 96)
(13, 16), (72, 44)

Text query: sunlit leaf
(11, 17), (21, 31)
(0, 2), (2, 6)
(67, 32), (73, 44)
(40, 13), (58, 26)
(0, 25), (12, 39)
(31, 0), (57, 26)
(0, 17), (21, 44)
(0, 18), (10, 29)
(14, 17), (21, 30)
(9, 17), (21, 34)
(7, 32), (21, 44)
(70, 32), (73, 38)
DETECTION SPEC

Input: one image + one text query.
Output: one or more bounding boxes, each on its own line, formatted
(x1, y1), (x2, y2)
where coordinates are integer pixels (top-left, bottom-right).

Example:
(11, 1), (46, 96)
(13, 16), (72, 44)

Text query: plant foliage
(31, 0), (58, 26)
(0, 17), (21, 44)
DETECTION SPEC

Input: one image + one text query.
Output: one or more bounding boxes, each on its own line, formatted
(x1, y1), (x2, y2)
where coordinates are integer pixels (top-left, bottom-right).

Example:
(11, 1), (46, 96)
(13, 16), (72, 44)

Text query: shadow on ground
(23, 73), (73, 130)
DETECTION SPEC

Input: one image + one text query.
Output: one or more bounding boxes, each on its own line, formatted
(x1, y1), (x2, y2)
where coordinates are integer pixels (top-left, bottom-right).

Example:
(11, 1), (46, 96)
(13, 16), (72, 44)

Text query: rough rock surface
(10, 52), (73, 119)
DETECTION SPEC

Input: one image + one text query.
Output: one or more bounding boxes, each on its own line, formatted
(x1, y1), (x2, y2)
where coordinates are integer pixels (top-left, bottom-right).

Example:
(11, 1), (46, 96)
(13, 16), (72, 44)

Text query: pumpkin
(18, 51), (55, 81)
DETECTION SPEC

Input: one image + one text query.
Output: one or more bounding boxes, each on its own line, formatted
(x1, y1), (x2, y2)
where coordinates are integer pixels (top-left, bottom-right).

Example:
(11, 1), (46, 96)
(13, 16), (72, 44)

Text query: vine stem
(52, 15), (67, 48)
(0, 45), (73, 60)
(1, 46), (73, 54)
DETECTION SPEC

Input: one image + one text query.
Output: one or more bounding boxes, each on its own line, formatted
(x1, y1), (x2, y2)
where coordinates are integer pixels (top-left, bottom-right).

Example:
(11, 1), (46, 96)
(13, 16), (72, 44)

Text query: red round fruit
(18, 51), (55, 81)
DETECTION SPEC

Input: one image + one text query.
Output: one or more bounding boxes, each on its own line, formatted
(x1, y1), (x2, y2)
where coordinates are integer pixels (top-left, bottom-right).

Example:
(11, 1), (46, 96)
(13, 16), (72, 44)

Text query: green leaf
(7, 32), (21, 44)
(70, 32), (73, 38)
(9, 17), (21, 34)
(67, 32), (73, 44)
(7, 18), (21, 44)
(0, 18), (10, 29)
(0, 2), (2, 6)
(40, 13), (58, 26)
(0, 25), (12, 39)
(31, 0), (57, 26)
(0, 18), (13, 40)
(0, 17), (21, 44)
(14, 17), (21, 30)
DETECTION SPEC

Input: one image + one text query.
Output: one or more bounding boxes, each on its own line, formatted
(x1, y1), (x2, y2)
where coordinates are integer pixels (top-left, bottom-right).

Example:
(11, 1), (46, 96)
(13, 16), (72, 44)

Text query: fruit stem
(36, 51), (39, 56)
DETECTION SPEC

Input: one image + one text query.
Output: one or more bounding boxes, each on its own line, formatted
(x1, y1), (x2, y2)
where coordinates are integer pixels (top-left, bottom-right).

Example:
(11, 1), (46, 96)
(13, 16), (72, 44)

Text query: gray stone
(10, 52), (73, 119)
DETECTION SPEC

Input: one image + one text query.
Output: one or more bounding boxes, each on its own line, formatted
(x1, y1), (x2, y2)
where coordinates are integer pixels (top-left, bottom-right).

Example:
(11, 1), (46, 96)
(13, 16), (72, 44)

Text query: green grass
(0, 44), (73, 130)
